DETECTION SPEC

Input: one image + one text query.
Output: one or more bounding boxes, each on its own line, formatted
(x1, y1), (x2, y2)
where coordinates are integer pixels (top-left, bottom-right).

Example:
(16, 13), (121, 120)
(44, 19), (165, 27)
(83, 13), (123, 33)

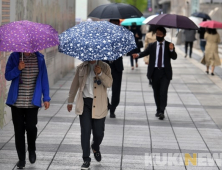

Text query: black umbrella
(147, 14), (198, 42)
(147, 14), (198, 30)
(191, 12), (211, 20)
(88, 3), (143, 19)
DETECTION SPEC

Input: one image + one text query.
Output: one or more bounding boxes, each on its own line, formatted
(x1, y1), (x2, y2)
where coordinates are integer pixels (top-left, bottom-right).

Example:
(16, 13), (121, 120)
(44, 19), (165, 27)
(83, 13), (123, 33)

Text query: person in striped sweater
(5, 52), (50, 169)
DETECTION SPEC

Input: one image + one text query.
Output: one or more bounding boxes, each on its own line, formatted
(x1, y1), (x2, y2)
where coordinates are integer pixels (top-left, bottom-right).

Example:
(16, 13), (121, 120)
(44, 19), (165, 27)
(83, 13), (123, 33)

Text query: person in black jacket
(128, 22), (142, 70)
(104, 19), (124, 118)
(198, 19), (207, 54)
(133, 26), (177, 120)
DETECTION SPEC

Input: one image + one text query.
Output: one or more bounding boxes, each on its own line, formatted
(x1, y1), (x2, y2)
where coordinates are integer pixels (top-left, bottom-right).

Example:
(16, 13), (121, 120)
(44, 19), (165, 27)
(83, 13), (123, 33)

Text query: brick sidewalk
(1, 46), (222, 169)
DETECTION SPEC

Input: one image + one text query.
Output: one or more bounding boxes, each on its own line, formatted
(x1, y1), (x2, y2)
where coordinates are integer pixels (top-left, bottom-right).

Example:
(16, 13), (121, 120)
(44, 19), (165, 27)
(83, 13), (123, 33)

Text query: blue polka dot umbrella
(58, 21), (137, 61)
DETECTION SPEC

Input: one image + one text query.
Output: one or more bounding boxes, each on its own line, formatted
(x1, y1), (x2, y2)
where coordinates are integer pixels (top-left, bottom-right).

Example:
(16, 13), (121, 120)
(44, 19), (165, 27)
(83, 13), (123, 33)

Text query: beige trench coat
(68, 61), (113, 119)
(201, 32), (221, 66)
(143, 32), (156, 64)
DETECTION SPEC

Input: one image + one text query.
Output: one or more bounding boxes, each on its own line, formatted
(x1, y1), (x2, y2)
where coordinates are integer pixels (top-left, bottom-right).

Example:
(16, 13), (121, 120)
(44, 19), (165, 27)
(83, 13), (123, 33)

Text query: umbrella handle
(22, 52), (23, 61)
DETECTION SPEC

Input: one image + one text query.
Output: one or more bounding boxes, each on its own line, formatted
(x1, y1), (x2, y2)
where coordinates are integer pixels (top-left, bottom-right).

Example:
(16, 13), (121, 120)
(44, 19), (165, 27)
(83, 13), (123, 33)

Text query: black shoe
(16, 160), (26, 169)
(29, 151), (36, 164)
(211, 73), (214, 76)
(159, 113), (165, 120)
(184, 55), (187, 58)
(81, 161), (90, 170)
(91, 145), (102, 162)
(206, 71), (209, 74)
(110, 112), (116, 118)
(155, 113), (160, 117)
(189, 56), (192, 58)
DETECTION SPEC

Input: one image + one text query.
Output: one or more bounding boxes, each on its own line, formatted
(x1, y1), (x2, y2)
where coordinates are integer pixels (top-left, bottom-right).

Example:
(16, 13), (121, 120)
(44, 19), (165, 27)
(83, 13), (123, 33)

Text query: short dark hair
(110, 19), (120, 24)
(156, 26), (166, 35)
(148, 25), (157, 35)
(207, 28), (217, 35)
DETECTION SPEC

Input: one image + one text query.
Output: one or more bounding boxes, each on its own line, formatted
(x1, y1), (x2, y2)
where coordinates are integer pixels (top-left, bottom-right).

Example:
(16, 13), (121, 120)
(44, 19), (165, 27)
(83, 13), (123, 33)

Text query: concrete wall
(0, 0), (76, 127)
(76, 0), (88, 23)
(87, 0), (110, 17)
(170, 0), (189, 16)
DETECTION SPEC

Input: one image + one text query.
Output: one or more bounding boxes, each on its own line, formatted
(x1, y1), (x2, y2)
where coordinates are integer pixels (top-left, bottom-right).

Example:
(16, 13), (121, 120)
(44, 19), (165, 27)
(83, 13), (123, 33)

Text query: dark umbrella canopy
(147, 14), (198, 30)
(191, 12), (211, 20)
(88, 3), (143, 19)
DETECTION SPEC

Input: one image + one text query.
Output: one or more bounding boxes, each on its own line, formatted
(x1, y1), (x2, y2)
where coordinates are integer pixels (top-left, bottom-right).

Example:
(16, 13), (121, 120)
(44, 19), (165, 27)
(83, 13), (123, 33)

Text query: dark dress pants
(110, 67), (122, 113)
(130, 55), (138, 67)
(151, 68), (170, 114)
(80, 98), (106, 162)
(185, 41), (193, 56)
(200, 40), (206, 53)
(11, 106), (39, 161)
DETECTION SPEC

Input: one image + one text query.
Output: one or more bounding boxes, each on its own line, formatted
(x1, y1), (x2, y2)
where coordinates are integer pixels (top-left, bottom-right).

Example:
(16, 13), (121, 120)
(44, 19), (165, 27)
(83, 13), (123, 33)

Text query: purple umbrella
(0, 20), (59, 53)
(147, 14), (198, 30)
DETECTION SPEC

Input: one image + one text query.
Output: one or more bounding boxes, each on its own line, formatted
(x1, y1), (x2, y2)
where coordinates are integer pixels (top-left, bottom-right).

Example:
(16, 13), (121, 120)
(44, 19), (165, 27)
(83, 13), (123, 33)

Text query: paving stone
(2, 46), (222, 170)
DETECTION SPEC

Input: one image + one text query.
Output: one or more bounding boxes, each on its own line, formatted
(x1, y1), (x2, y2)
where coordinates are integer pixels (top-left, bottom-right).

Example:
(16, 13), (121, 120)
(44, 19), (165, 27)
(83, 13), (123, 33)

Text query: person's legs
(91, 117), (106, 152)
(206, 66), (210, 73)
(189, 42), (193, 57)
(135, 58), (138, 67)
(159, 73), (170, 114)
(11, 106), (26, 161)
(79, 98), (93, 162)
(200, 41), (204, 53)
(25, 108), (39, 152)
(130, 55), (134, 69)
(200, 40), (206, 53)
(211, 66), (215, 75)
(185, 41), (188, 57)
(152, 69), (161, 113)
(110, 69), (122, 116)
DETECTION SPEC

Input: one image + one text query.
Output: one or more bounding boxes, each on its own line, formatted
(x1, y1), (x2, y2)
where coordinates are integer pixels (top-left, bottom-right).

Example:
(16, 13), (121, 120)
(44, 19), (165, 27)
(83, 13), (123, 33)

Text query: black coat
(198, 27), (206, 39)
(128, 27), (142, 55)
(139, 41), (177, 80)
(103, 57), (123, 72)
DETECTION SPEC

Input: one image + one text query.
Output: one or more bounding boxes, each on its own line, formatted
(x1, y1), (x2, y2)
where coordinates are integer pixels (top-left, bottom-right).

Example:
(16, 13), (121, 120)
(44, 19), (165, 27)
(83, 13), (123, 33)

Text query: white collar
(157, 40), (165, 46)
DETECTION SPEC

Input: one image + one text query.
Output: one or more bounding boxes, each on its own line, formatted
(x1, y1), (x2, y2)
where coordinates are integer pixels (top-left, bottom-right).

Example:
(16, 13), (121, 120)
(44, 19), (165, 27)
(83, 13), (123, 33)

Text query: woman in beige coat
(201, 28), (221, 76)
(67, 60), (112, 170)
(144, 25), (156, 85)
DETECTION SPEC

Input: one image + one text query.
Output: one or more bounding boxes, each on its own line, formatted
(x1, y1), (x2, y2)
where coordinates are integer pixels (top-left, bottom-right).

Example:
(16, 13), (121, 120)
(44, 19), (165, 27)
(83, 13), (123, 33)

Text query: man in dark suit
(133, 26), (177, 120)
(104, 19), (124, 118)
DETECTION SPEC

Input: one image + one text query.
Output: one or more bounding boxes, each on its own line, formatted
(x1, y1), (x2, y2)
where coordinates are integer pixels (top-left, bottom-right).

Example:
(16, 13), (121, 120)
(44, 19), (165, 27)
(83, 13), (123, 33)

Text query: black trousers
(80, 98), (106, 162)
(11, 106), (39, 161)
(110, 68), (122, 112)
(130, 55), (138, 67)
(185, 41), (193, 56)
(151, 68), (170, 114)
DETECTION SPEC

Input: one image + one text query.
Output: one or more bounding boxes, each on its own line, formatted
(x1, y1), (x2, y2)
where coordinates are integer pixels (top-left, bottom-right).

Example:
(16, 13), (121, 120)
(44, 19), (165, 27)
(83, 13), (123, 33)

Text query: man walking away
(104, 19), (124, 118)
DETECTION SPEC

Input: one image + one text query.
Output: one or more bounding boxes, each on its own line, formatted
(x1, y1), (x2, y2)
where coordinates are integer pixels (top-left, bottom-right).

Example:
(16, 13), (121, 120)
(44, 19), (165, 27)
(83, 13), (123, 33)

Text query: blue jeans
(200, 40), (206, 53)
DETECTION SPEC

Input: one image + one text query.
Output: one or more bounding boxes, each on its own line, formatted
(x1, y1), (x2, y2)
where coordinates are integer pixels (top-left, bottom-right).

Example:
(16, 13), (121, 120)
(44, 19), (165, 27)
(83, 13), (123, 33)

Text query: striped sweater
(13, 53), (39, 108)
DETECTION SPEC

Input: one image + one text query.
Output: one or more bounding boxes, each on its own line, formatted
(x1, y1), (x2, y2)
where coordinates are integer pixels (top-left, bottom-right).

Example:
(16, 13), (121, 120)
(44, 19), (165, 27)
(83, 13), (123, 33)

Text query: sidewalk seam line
(140, 77), (154, 170)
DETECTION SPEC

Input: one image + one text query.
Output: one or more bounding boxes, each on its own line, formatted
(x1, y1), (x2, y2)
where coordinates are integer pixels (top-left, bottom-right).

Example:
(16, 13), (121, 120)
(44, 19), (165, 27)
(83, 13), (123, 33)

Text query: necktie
(158, 43), (163, 68)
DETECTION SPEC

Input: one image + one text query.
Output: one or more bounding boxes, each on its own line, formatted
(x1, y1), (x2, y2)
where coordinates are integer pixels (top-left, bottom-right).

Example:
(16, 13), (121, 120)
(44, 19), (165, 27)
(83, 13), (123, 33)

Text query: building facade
(87, 0), (110, 16)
